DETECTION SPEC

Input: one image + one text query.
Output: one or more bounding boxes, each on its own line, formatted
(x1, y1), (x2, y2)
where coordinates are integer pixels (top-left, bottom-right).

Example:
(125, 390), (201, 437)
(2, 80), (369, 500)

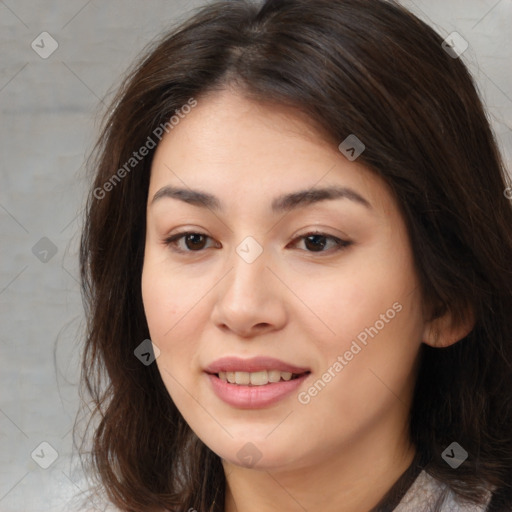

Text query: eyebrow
(150, 185), (372, 213)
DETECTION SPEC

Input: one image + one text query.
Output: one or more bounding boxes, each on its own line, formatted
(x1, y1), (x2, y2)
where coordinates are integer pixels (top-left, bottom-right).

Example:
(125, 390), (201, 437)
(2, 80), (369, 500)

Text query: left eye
(163, 231), (351, 254)
(289, 232), (352, 253)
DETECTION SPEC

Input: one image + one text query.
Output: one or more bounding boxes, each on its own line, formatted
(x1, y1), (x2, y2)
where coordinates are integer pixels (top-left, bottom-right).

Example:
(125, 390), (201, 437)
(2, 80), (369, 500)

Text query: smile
(217, 370), (305, 386)
(204, 356), (311, 408)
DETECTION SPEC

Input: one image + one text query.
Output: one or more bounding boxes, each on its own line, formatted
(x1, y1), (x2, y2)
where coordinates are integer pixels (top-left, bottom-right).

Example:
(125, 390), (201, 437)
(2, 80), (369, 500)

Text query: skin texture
(141, 89), (470, 512)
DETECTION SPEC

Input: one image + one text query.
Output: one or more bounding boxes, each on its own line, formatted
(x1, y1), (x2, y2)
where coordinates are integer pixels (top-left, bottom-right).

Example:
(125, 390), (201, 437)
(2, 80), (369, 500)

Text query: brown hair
(77, 0), (512, 510)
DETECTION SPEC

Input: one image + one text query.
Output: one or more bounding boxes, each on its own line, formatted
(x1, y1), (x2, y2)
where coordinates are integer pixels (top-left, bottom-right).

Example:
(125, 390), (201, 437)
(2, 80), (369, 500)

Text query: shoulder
(394, 470), (495, 512)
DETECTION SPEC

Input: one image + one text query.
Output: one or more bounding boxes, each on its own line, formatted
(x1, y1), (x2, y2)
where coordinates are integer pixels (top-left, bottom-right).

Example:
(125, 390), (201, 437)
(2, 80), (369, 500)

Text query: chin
(202, 432), (306, 471)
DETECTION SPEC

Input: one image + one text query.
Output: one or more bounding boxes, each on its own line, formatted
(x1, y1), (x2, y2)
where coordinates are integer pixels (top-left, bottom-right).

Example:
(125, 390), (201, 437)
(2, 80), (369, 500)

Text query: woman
(77, 0), (512, 510)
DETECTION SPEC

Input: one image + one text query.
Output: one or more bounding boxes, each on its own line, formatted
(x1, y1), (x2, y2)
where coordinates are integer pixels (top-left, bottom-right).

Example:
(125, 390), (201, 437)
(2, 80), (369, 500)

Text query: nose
(210, 244), (288, 338)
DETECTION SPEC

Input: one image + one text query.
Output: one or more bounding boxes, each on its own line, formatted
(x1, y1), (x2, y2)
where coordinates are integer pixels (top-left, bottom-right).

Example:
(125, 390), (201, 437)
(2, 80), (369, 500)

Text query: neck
(222, 420), (415, 512)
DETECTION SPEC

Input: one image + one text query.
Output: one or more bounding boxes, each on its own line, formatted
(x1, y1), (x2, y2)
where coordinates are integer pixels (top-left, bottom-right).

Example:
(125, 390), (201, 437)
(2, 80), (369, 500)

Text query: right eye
(163, 231), (219, 253)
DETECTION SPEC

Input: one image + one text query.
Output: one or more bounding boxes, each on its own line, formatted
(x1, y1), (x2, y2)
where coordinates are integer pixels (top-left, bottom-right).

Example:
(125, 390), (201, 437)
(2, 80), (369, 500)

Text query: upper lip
(204, 356), (310, 374)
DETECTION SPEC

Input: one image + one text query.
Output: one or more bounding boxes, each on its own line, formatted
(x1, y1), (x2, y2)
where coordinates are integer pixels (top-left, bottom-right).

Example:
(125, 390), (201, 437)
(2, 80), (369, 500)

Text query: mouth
(204, 356), (311, 408)
(212, 370), (310, 386)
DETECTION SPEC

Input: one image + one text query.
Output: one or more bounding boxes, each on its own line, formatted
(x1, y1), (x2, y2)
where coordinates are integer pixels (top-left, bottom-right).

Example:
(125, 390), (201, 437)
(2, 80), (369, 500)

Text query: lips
(204, 356), (311, 408)
(204, 356), (310, 375)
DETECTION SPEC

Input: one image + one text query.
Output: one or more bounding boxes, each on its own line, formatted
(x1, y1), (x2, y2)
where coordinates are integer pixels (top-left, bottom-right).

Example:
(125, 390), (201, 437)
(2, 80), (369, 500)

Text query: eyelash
(162, 230), (352, 255)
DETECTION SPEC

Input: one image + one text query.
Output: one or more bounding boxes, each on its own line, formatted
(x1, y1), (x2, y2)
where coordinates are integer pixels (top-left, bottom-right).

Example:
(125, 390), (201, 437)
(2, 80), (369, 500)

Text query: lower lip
(206, 372), (310, 409)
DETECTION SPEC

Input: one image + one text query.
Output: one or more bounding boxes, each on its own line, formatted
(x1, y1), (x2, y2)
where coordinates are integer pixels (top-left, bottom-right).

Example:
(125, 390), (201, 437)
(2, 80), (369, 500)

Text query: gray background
(0, 1), (510, 511)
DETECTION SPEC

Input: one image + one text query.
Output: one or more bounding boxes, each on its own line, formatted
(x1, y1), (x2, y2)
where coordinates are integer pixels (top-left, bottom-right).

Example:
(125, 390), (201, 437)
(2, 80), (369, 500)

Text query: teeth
(250, 371), (268, 385)
(235, 371), (250, 385)
(268, 370), (282, 383)
(217, 370), (300, 385)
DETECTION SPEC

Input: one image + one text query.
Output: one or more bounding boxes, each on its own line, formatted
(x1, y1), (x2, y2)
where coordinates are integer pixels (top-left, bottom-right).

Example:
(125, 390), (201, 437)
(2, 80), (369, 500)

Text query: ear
(422, 305), (475, 348)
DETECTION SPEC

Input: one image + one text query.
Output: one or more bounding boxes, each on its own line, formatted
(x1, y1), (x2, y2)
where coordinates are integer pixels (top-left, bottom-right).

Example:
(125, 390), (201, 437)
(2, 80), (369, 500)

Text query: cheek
(298, 247), (423, 387)
(141, 274), (175, 337)
(141, 253), (195, 338)
(141, 259), (196, 381)
(141, 261), (200, 408)
(297, 294), (421, 439)
(296, 264), (408, 346)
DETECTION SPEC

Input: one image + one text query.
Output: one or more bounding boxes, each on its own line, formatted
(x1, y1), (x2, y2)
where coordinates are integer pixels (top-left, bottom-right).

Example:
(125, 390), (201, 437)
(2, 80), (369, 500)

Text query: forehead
(148, 89), (394, 216)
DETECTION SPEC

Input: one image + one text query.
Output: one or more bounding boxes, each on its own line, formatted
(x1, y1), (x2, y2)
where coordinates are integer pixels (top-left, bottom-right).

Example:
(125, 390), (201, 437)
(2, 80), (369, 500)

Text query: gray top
(394, 470), (494, 511)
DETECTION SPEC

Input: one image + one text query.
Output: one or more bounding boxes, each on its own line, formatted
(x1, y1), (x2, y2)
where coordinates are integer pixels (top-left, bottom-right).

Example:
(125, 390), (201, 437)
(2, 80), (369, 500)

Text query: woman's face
(141, 89), (426, 471)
